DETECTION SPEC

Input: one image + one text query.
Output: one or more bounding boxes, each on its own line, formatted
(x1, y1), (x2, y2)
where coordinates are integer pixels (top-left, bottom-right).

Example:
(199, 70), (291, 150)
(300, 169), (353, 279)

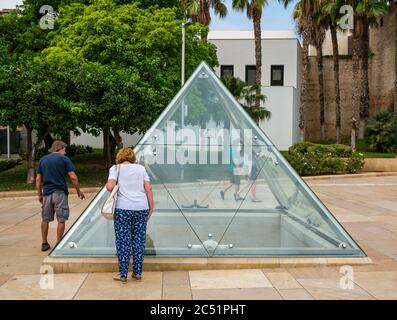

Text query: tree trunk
(394, 3), (397, 121)
(112, 127), (123, 151)
(43, 133), (54, 151)
(351, 31), (361, 152)
(316, 42), (325, 142)
(61, 131), (71, 146)
(359, 19), (370, 139)
(200, 6), (210, 42)
(331, 25), (342, 144)
(103, 128), (112, 169)
(253, 9), (262, 108)
(109, 130), (117, 162)
(299, 26), (310, 141)
(25, 124), (49, 184)
(25, 124), (35, 184)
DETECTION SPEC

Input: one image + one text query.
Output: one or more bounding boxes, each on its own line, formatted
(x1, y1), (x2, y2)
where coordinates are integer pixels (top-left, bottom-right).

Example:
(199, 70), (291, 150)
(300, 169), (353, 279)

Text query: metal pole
(181, 22), (186, 87)
(180, 22), (186, 181)
(7, 125), (10, 159)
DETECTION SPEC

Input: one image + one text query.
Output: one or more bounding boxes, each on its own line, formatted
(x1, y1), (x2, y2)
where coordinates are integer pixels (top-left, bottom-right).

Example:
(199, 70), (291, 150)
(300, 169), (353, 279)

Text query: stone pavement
(0, 175), (397, 300)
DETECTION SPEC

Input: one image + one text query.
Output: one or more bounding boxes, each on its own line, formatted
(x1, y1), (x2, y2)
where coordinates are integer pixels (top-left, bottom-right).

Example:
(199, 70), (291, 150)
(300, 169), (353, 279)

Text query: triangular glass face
(51, 61), (365, 258)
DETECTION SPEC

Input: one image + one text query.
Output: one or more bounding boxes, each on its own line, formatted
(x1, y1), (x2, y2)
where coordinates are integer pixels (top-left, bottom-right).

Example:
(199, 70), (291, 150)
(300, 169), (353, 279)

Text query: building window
(220, 65), (234, 78)
(245, 65), (256, 86)
(271, 65), (284, 86)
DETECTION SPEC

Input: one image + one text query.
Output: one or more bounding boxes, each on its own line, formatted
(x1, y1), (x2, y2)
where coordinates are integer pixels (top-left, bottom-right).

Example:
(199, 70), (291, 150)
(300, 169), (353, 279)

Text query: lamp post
(7, 125), (10, 159)
(180, 21), (191, 181)
(182, 22), (186, 87)
(181, 21), (192, 87)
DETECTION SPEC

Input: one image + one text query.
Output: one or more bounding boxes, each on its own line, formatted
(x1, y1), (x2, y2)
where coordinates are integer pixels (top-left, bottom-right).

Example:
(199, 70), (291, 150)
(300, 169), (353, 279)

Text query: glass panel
(50, 61), (364, 258)
(215, 146), (364, 256)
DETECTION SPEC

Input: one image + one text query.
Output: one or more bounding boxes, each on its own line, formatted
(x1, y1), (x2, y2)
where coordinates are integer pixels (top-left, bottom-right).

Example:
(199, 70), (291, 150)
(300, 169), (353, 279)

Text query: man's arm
(36, 173), (43, 204)
(68, 171), (85, 199)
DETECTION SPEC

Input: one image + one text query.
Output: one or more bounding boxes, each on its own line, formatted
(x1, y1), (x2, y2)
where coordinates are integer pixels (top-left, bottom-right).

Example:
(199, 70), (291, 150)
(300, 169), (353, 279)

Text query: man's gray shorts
(42, 192), (70, 223)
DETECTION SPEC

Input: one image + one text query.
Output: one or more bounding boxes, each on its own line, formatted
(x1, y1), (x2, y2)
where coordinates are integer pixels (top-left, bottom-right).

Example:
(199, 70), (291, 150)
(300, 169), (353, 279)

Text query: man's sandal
(41, 243), (51, 252)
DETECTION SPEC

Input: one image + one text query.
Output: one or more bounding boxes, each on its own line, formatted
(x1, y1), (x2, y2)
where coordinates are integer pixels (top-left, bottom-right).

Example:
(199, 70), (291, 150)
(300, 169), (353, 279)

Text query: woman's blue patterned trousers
(114, 208), (149, 279)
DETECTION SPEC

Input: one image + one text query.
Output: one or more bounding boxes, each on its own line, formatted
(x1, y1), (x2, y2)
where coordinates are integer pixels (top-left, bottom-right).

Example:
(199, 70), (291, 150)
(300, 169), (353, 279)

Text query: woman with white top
(106, 148), (154, 283)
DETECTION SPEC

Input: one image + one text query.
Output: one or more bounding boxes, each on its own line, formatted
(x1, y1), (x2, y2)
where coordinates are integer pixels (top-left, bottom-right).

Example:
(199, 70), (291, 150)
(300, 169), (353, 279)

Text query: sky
(1, 0), (297, 30)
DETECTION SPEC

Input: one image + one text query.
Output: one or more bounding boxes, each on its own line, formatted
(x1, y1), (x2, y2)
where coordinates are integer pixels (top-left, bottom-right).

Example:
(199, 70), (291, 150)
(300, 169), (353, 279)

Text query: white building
(72, 29), (302, 151)
(208, 30), (302, 150)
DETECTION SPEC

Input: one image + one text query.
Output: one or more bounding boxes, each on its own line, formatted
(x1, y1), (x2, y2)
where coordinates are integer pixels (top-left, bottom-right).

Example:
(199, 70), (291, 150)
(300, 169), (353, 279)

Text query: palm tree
(233, 0), (268, 108)
(323, 0), (344, 144)
(348, 0), (388, 149)
(221, 75), (271, 124)
(182, 0), (227, 40)
(279, 0), (317, 141)
(393, 1), (397, 121)
(312, 7), (327, 141)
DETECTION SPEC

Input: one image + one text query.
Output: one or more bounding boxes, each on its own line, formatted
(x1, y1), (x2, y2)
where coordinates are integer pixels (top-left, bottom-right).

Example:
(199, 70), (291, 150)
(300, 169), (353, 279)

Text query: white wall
(209, 35), (302, 150)
(210, 38), (301, 89)
(260, 86), (299, 150)
(71, 130), (142, 149)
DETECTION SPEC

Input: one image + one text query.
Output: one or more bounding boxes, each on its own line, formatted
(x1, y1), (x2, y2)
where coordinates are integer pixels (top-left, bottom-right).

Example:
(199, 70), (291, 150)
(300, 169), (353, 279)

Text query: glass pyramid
(51, 62), (365, 258)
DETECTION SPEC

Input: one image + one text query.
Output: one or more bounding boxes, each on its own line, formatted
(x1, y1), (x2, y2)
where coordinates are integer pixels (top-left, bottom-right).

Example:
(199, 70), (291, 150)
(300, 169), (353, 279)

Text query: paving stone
(297, 278), (374, 300)
(287, 267), (341, 279)
(192, 288), (282, 300)
(189, 269), (272, 290)
(278, 288), (314, 300)
(264, 272), (302, 289)
(0, 273), (87, 300)
(163, 271), (192, 300)
(0, 274), (11, 287)
(353, 271), (397, 300)
(74, 272), (162, 300)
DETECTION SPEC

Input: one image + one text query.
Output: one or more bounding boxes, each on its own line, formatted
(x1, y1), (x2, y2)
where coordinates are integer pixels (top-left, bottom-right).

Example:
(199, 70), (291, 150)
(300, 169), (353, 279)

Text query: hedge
(0, 159), (21, 172)
(284, 142), (365, 176)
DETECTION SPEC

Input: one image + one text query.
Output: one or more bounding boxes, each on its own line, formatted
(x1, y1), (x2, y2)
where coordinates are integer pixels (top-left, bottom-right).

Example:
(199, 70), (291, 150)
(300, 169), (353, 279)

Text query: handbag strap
(116, 164), (121, 185)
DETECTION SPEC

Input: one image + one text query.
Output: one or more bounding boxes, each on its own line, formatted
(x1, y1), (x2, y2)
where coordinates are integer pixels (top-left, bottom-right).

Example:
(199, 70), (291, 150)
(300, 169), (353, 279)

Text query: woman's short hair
(116, 148), (136, 164)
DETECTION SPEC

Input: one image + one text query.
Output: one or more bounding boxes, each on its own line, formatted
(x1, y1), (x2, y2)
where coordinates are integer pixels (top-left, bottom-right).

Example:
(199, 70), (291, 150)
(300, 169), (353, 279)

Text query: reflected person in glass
(106, 148), (154, 284)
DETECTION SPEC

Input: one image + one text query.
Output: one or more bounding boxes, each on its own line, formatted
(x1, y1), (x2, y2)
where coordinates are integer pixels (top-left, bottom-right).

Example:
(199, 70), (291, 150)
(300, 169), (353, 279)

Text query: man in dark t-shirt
(36, 140), (85, 252)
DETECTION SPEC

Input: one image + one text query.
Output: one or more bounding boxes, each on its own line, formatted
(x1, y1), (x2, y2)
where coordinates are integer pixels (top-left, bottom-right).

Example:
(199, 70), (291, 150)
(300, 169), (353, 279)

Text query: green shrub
(365, 107), (397, 153)
(0, 159), (21, 172)
(346, 152), (366, 173)
(285, 142), (364, 176)
(67, 144), (94, 157)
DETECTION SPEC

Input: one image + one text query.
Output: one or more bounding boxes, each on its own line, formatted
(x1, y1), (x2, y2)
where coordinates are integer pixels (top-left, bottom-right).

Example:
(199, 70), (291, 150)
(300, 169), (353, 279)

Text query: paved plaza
(0, 175), (397, 300)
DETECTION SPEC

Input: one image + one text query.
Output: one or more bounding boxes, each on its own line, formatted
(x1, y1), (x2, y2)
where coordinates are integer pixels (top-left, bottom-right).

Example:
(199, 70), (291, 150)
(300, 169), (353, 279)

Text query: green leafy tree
(44, 0), (218, 166)
(0, 2), (84, 183)
(0, 58), (86, 183)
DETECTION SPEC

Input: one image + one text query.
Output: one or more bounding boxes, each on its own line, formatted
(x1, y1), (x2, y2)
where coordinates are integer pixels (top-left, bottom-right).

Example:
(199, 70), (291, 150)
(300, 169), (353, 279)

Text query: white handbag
(101, 165), (120, 220)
